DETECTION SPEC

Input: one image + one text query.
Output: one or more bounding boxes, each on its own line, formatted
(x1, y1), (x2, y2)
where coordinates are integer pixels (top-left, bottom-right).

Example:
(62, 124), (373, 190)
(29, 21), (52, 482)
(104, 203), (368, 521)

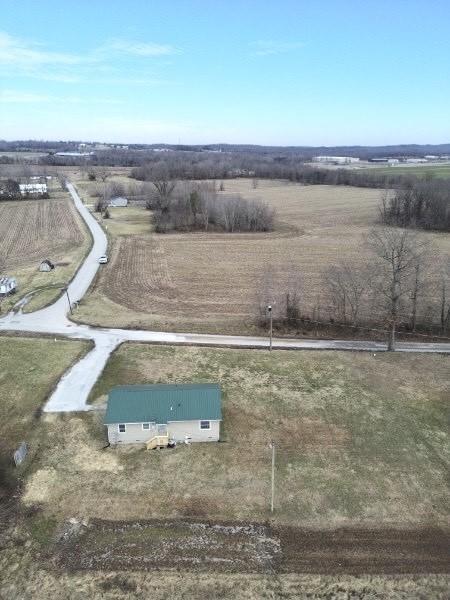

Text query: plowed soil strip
(55, 519), (450, 575)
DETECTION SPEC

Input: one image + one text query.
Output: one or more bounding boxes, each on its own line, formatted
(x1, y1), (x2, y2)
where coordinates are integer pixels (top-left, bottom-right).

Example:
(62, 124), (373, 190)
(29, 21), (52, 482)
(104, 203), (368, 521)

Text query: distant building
(104, 384), (222, 446)
(109, 196), (128, 207)
(369, 158), (400, 164)
(312, 156), (360, 165)
(19, 183), (47, 196)
(405, 158), (428, 163)
(54, 152), (95, 157)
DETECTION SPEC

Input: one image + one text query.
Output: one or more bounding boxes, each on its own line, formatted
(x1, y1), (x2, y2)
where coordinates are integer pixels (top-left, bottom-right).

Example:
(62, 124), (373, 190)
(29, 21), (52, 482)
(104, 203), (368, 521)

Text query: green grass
(0, 336), (90, 453)
(359, 164), (450, 178)
(27, 514), (58, 546)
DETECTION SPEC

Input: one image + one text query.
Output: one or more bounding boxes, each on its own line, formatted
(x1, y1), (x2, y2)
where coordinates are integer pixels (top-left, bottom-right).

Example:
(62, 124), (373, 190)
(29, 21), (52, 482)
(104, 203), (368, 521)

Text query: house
(19, 183), (48, 196)
(109, 196), (128, 207)
(39, 259), (55, 272)
(0, 276), (17, 296)
(104, 383), (222, 446)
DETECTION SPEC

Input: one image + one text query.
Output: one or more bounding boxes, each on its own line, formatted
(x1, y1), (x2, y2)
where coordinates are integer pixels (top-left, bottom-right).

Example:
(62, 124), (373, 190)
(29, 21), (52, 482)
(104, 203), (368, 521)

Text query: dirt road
(55, 518), (450, 575)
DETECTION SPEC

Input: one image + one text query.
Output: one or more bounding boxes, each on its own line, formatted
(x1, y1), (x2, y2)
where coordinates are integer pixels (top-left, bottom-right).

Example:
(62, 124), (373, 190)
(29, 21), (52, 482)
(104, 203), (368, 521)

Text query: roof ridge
(111, 383), (220, 390)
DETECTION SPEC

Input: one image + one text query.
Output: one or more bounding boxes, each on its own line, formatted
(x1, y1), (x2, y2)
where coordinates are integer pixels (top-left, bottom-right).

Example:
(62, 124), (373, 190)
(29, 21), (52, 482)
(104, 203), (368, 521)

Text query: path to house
(1, 182), (449, 412)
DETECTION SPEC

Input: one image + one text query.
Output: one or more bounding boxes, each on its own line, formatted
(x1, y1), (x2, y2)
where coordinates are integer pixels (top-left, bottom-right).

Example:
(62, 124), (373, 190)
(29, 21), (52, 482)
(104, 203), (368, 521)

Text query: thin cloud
(0, 89), (122, 104)
(103, 39), (179, 57)
(250, 40), (305, 57)
(0, 31), (91, 66)
(0, 31), (180, 84)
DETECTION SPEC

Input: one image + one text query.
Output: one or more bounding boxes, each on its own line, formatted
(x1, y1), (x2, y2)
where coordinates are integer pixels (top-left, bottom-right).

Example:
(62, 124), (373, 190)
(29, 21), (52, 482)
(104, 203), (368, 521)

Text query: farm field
(3, 344), (448, 597)
(0, 183), (90, 313)
(360, 163), (450, 178)
(74, 177), (450, 334)
(0, 151), (48, 160)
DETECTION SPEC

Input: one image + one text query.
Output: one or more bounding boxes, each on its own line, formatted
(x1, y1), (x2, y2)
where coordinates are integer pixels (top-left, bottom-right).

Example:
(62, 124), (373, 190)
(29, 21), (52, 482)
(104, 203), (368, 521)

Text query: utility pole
(64, 287), (73, 315)
(267, 304), (273, 351)
(270, 440), (275, 513)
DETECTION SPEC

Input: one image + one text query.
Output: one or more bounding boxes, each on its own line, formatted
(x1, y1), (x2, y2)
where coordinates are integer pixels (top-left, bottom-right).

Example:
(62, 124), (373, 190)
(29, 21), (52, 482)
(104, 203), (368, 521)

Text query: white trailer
(0, 277), (17, 296)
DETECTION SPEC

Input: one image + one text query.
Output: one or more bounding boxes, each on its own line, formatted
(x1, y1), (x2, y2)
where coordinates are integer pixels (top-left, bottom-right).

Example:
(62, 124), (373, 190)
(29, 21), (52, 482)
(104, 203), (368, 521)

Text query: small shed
(39, 259), (55, 272)
(109, 196), (128, 207)
(104, 383), (222, 446)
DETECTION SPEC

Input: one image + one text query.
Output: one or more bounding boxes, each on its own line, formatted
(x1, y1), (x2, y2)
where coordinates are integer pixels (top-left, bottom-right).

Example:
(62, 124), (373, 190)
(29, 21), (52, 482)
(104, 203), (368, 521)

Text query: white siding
(107, 422), (158, 444)
(168, 420), (220, 442)
(107, 419), (220, 445)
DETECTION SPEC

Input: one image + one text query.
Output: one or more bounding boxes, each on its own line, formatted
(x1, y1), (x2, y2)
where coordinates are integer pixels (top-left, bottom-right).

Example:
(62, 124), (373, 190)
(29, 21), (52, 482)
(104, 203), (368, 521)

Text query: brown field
(0, 185), (89, 312)
(74, 178), (450, 334)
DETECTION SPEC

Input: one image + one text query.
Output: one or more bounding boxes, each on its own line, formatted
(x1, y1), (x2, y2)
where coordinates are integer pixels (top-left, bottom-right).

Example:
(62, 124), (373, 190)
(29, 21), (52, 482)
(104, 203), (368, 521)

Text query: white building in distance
(312, 156), (360, 164)
(19, 183), (47, 196)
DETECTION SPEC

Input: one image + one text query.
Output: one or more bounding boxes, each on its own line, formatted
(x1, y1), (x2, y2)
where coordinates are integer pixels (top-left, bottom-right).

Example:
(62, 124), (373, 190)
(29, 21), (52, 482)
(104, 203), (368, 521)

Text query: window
(200, 420), (211, 430)
(118, 424), (126, 433)
(142, 423), (150, 430)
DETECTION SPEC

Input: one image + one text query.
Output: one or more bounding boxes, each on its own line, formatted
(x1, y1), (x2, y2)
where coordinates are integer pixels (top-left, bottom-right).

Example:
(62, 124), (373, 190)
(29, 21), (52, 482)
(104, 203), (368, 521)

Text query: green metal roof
(104, 384), (222, 425)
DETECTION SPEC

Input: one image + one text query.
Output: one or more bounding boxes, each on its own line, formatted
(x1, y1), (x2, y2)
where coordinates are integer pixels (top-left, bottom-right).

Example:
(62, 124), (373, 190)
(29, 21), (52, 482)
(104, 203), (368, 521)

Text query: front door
(157, 424), (167, 436)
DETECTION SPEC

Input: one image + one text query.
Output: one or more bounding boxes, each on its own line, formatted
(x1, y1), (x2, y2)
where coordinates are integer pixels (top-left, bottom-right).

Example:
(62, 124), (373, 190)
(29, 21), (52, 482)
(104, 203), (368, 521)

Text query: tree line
(259, 228), (450, 348)
(380, 180), (450, 231)
(11, 144), (448, 233)
(147, 180), (274, 233)
(90, 173), (275, 233)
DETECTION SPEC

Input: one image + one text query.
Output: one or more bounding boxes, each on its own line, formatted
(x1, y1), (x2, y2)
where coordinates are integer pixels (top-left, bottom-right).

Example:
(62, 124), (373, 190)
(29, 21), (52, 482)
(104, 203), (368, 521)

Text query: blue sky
(1, 0), (449, 145)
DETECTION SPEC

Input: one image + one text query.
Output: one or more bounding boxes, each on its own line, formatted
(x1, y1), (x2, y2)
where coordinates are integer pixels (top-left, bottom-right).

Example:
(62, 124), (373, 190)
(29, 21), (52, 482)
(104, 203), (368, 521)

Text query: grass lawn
(2, 342), (449, 598)
(22, 344), (449, 528)
(0, 335), (90, 454)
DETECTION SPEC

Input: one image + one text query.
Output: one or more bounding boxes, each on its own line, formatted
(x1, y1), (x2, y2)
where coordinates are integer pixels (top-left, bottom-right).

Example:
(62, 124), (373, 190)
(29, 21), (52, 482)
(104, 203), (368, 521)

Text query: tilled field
(77, 179), (450, 333)
(54, 518), (450, 575)
(100, 235), (176, 312)
(0, 199), (84, 268)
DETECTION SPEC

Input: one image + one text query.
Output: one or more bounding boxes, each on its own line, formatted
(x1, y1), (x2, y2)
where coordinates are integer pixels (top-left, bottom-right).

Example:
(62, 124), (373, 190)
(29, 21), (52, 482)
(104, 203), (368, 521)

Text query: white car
(98, 255), (108, 264)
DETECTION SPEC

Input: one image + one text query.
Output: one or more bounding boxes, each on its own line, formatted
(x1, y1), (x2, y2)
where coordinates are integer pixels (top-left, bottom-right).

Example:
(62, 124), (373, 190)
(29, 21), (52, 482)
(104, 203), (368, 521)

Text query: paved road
(1, 182), (449, 412)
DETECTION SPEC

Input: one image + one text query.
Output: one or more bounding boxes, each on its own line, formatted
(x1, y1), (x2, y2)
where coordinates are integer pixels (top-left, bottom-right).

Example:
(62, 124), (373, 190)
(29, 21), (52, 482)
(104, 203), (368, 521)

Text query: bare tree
(437, 257), (450, 333)
(151, 178), (177, 212)
(368, 227), (428, 350)
(325, 260), (372, 326)
(107, 180), (125, 198)
(407, 242), (434, 331)
(96, 167), (110, 183)
(57, 173), (67, 191)
(325, 266), (348, 323)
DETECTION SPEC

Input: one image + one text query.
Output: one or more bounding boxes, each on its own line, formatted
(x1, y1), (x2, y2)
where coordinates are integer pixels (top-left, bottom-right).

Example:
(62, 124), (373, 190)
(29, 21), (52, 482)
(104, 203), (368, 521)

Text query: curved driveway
(1, 183), (449, 412)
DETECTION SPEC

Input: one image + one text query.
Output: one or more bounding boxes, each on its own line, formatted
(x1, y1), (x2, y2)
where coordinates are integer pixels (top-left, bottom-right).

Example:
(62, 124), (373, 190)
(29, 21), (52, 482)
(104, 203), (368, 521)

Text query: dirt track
(278, 526), (450, 574)
(54, 519), (450, 575)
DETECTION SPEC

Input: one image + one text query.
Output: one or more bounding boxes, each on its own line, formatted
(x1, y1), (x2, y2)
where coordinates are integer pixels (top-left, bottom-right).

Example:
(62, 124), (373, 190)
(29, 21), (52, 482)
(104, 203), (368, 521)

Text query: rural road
(1, 182), (449, 412)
